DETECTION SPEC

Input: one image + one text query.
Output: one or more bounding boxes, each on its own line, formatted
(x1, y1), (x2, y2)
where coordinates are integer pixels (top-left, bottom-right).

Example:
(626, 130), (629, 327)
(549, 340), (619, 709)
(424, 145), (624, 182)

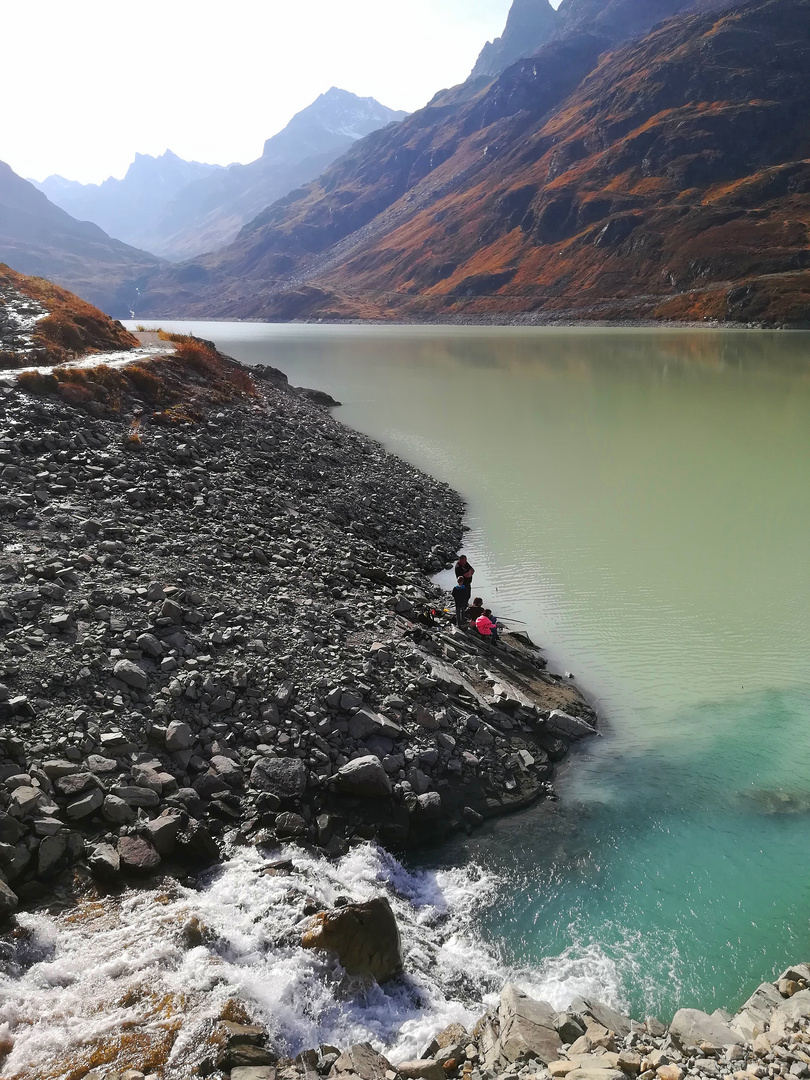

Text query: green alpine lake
(130, 321), (810, 1021)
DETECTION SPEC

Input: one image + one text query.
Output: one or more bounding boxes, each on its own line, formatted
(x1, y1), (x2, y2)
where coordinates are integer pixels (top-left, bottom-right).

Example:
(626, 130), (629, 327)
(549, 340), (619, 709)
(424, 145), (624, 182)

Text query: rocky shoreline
(251, 962), (810, 1080)
(0, 341), (596, 922)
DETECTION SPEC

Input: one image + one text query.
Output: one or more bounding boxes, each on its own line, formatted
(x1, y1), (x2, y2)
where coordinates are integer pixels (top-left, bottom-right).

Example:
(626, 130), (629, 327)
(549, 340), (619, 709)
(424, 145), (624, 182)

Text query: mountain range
(4, 0), (810, 327)
(0, 160), (161, 316)
(33, 89), (407, 261)
(136, 0), (810, 327)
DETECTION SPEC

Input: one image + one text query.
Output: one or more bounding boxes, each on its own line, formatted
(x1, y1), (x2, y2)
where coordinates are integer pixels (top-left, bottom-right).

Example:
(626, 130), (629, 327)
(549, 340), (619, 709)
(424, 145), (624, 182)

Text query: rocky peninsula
(0, 275), (596, 922)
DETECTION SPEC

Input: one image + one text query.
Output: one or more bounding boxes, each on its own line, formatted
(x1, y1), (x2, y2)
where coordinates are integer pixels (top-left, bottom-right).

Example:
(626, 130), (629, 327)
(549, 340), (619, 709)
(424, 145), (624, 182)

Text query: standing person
(454, 554), (474, 607)
(452, 576), (469, 628)
(475, 608), (500, 644)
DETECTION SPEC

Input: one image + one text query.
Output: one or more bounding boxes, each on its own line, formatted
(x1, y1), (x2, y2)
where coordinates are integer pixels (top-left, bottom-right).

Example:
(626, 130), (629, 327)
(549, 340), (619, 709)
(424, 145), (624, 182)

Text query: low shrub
(17, 369), (58, 394)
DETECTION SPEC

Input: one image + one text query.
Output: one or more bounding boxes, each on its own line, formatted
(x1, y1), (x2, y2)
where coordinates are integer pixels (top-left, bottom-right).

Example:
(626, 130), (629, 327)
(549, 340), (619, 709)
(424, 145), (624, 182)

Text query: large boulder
(334, 756), (392, 798)
(768, 989), (810, 1040)
(730, 982), (784, 1042)
(330, 1043), (393, 1080)
(545, 711), (596, 740)
(302, 896), (403, 982)
(249, 757), (307, 801)
(480, 984), (562, 1069)
(669, 1009), (740, 1051)
(570, 997), (632, 1038)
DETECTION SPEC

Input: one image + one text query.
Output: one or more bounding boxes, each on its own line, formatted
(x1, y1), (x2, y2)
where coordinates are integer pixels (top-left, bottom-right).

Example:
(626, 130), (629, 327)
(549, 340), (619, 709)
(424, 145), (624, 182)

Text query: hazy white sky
(4, 0), (549, 184)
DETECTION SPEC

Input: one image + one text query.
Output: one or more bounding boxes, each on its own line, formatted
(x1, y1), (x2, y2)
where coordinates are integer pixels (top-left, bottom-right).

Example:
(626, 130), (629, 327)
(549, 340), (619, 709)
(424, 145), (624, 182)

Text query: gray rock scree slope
(0, 351), (595, 915)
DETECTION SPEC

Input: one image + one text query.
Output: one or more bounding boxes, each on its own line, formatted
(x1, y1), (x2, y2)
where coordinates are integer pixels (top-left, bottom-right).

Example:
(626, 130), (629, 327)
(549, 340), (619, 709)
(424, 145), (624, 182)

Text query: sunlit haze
(5, 0), (562, 185)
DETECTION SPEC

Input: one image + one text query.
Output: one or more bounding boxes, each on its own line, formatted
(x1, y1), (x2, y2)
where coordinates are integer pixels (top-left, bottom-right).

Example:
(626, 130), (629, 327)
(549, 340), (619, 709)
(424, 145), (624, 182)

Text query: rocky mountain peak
(471, 0), (559, 79)
(262, 88), (407, 157)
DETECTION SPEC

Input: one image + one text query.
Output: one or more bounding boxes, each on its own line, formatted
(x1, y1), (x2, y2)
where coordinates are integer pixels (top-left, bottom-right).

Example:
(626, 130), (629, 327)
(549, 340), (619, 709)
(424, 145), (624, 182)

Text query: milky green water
(131, 321), (810, 1020)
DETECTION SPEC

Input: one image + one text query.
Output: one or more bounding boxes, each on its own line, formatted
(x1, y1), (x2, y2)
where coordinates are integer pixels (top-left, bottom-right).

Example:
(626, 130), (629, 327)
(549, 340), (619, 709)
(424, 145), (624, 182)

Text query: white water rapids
(0, 843), (624, 1079)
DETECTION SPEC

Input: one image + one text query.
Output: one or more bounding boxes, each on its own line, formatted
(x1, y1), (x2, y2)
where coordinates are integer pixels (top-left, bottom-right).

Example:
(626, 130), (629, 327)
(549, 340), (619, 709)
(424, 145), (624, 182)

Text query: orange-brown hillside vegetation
(139, 0), (810, 327)
(0, 263), (138, 366)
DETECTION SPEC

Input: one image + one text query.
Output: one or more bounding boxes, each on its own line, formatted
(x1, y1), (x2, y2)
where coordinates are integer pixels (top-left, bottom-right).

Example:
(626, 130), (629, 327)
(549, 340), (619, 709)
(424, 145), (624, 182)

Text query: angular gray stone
(669, 1009), (740, 1051)
(230, 1070), (276, 1080)
(113, 659), (148, 690)
(165, 719), (192, 752)
(8, 786), (44, 817)
(334, 756), (392, 798)
(102, 794), (137, 824)
(249, 757), (307, 801)
(0, 878), (18, 919)
(37, 831), (70, 877)
(768, 989), (810, 1040)
(348, 707), (403, 741)
(330, 1043), (392, 1080)
(117, 834), (161, 872)
(54, 771), (97, 798)
(546, 711), (596, 740)
(144, 812), (182, 855)
(112, 784), (160, 808)
(136, 632), (163, 657)
(571, 997), (632, 1038)
(483, 984), (562, 1069)
(66, 787), (104, 819)
(397, 1061), (445, 1080)
(88, 841), (120, 878)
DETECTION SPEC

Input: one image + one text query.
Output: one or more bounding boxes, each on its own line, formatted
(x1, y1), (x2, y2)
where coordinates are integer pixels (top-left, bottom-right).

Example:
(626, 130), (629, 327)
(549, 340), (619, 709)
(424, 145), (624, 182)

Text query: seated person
(475, 608), (500, 643)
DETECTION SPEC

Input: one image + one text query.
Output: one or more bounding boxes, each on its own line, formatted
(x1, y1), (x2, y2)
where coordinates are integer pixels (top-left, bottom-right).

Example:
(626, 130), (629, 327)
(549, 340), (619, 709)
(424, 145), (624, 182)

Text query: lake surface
(131, 321), (810, 1022)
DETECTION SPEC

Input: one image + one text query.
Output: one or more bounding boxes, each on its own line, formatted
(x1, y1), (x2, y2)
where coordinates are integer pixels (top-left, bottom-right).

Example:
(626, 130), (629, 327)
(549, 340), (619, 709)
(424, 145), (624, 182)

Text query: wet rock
(117, 834), (161, 872)
(333, 756), (392, 798)
(302, 896), (403, 982)
(0, 879), (19, 919)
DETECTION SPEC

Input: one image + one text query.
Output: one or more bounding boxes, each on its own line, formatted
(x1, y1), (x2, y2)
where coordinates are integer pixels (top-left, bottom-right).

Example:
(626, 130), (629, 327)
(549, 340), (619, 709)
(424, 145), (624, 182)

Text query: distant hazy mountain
(33, 89), (406, 262)
(149, 88), (408, 260)
(0, 160), (162, 316)
(36, 150), (222, 256)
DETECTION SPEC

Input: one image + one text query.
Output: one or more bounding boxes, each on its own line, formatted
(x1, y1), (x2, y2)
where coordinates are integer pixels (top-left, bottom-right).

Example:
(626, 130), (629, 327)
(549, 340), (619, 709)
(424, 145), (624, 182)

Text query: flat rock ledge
(0, 351), (595, 915)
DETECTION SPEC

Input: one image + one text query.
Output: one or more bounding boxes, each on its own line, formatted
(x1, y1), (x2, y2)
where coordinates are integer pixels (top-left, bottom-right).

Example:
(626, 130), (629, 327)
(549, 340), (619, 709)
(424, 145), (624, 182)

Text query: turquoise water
(129, 321), (810, 1020)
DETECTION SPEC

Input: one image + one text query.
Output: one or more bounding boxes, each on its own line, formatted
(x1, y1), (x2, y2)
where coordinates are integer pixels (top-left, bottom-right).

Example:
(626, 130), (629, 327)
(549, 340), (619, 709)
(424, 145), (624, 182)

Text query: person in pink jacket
(475, 608), (500, 644)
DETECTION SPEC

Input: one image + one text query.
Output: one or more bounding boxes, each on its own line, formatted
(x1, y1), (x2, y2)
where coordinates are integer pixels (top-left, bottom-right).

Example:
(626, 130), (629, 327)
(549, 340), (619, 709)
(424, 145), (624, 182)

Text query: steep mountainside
(471, 0), (715, 80)
(0, 162), (163, 317)
(471, 0), (559, 79)
(144, 89), (407, 260)
(139, 0), (810, 327)
(35, 151), (223, 256)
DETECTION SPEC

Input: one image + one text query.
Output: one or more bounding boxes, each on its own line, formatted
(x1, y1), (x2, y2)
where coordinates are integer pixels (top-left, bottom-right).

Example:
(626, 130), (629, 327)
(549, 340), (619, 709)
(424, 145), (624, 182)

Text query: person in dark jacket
(452, 576), (469, 628)
(467, 597), (485, 626)
(454, 555), (474, 607)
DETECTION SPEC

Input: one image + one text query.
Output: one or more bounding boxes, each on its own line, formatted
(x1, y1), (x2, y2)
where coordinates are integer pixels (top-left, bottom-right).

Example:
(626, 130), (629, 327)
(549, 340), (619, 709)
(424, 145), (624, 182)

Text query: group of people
(451, 555), (500, 644)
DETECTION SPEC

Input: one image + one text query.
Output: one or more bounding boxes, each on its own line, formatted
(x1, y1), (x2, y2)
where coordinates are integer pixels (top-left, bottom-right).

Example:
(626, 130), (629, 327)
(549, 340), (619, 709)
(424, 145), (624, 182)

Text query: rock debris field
(0, 348), (596, 922)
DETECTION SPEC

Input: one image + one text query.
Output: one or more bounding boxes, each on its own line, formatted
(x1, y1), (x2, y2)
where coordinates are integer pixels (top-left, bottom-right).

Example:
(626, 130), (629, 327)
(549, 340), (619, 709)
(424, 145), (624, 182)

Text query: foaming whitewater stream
(0, 843), (623, 1080)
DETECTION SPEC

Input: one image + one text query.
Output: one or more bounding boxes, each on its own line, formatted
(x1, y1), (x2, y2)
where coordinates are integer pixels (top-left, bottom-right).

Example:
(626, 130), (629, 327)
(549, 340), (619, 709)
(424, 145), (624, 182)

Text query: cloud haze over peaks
(5, 0), (547, 184)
